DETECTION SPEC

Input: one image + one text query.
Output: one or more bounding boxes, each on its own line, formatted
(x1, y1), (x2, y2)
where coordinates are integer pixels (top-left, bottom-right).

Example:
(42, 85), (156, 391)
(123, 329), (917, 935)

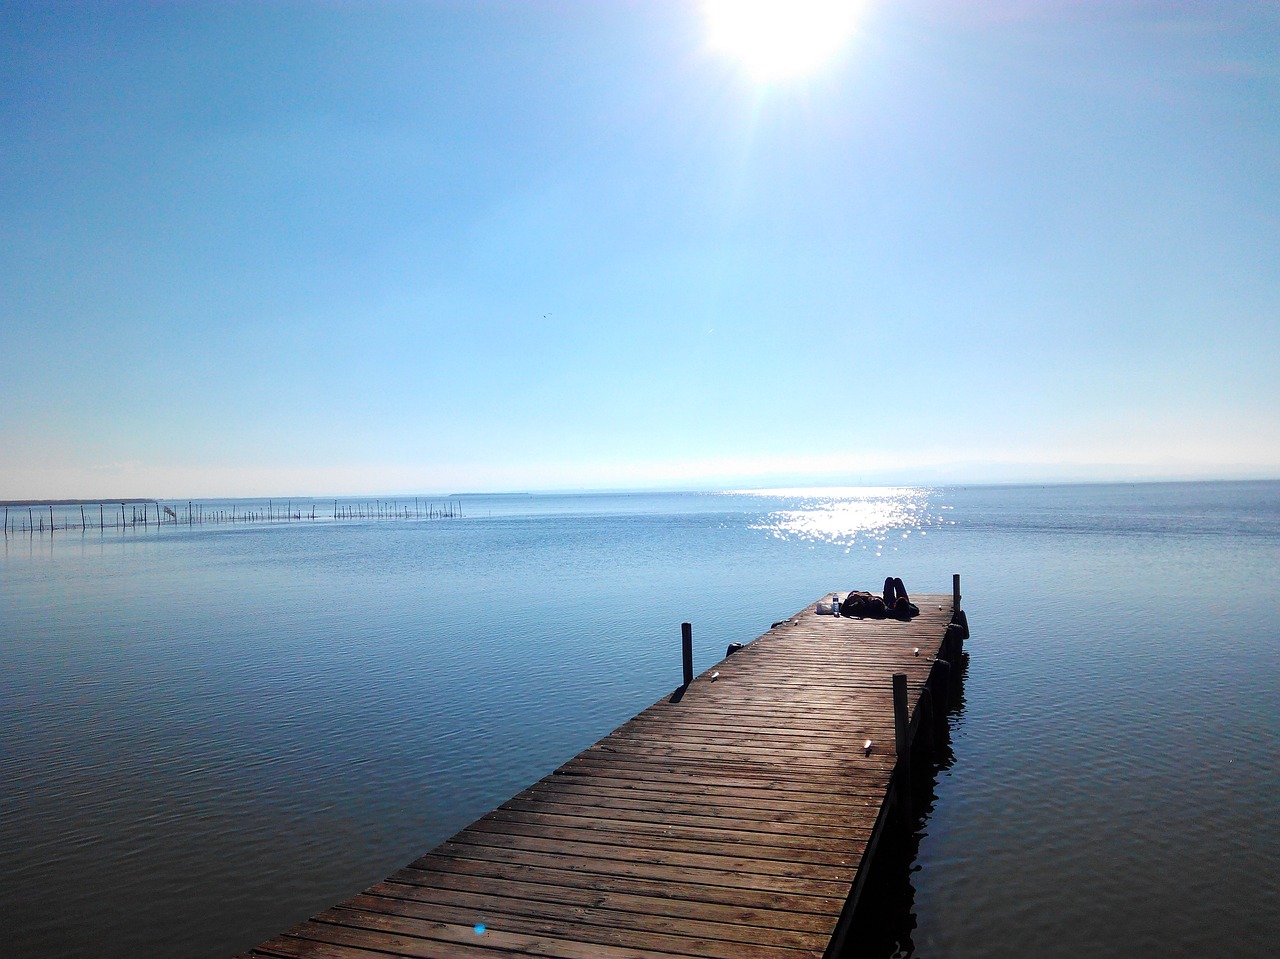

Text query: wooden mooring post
(681, 621), (693, 687)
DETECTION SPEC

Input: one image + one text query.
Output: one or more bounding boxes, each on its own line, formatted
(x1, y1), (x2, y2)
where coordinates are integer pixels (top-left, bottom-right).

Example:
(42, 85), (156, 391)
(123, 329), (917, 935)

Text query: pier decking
(242, 590), (967, 959)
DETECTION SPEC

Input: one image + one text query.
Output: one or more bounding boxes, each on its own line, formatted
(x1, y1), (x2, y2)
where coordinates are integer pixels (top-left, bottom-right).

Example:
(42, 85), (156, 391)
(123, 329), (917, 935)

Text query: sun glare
(704, 0), (862, 81)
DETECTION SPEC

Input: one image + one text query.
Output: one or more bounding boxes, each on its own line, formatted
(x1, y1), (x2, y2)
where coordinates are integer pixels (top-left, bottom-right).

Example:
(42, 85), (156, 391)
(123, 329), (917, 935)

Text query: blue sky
(3, 1), (1277, 497)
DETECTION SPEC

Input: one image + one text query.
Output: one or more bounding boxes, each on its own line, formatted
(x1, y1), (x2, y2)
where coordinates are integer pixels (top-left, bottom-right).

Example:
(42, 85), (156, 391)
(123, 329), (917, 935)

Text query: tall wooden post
(681, 622), (693, 687)
(952, 573), (961, 612)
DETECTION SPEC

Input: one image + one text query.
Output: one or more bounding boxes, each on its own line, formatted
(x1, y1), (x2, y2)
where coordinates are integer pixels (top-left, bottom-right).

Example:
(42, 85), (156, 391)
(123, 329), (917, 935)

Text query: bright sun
(704, 0), (863, 81)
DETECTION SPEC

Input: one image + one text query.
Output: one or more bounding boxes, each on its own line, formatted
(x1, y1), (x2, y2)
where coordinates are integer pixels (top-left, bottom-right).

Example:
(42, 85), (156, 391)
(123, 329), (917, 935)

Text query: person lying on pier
(882, 576), (919, 618)
(839, 578), (920, 619)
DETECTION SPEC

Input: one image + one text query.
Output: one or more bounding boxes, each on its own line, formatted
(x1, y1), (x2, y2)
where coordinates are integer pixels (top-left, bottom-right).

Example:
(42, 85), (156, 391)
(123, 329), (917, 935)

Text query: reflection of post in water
(837, 636), (970, 959)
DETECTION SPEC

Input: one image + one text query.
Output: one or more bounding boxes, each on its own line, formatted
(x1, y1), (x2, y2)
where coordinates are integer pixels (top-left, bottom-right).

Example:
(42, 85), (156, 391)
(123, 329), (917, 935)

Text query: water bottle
(832, 593), (840, 617)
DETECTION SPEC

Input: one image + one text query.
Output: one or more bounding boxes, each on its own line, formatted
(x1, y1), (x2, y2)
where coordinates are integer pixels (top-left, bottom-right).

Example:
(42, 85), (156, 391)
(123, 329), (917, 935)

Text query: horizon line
(3, 474), (1277, 507)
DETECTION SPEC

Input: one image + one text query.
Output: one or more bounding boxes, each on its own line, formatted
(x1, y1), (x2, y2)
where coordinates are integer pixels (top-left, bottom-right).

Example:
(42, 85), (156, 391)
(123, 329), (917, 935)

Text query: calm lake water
(3, 482), (1278, 957)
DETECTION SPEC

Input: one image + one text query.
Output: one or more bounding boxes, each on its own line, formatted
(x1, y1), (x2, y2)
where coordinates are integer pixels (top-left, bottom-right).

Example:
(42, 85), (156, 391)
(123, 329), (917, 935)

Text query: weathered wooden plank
(418, 841), (854, 898)
(368, 875), (836, 934)
(443, 830), (860, 879)
(483, 805), (865, 845)
(458, 815), (860, 864)
(286, 915), (697, 959)
(496, 795), (871, 836)
(249, 938), (398, 959)
(556, 754), (898, 785)
(522, 773), (894, 807)
(390, 860), (845, 916)
(343, 892), (831, 955)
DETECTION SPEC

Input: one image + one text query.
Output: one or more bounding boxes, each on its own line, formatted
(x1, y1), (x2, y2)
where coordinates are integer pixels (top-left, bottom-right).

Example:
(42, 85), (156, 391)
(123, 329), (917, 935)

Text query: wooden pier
(241, 583), (970, 959)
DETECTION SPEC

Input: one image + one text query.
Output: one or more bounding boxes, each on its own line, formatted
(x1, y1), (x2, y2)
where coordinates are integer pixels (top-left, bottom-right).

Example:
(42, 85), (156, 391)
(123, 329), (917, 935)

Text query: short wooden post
(930, 658), (952, 715)
(944, 621), (965, 661)
(681, 622), (693, 686)
(952, 573), (961, 612)
(893, 672), (910, 759)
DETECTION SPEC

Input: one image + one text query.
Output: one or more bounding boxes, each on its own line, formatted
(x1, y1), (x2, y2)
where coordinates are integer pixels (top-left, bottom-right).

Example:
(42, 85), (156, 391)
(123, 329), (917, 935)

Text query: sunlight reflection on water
(730, 486), (948, 551)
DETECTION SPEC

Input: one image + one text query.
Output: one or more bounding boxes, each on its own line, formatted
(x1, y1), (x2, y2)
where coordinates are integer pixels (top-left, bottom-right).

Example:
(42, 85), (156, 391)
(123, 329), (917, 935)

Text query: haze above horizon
(3, 1), (1277, 499)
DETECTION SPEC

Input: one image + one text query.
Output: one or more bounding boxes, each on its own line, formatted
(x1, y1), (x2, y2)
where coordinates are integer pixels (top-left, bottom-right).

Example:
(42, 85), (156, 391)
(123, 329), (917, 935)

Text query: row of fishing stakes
(3, 499), (465, 536)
